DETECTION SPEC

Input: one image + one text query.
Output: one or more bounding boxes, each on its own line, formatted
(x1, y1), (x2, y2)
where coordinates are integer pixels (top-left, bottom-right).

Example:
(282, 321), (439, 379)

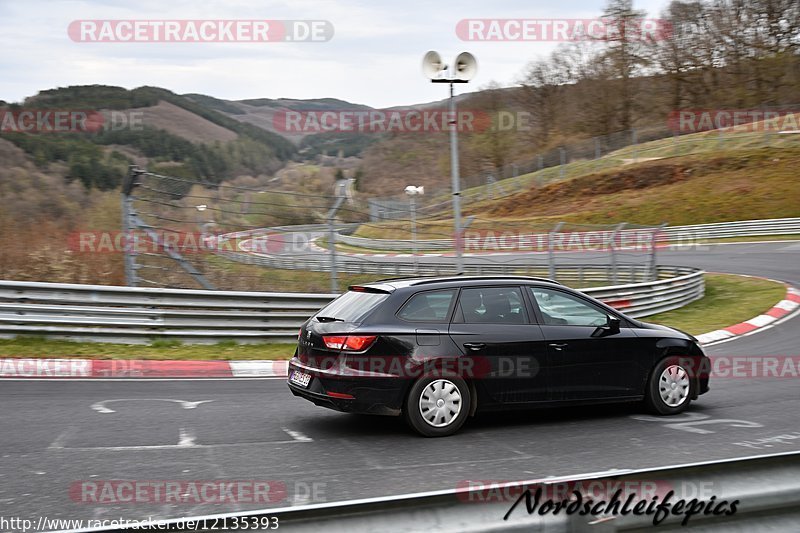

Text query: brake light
(345, 335), (377, 351)
(322, 335), (377, 351)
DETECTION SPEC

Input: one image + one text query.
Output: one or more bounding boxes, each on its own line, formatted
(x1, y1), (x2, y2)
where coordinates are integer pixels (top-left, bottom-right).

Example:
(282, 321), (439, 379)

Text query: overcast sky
(0, 0), (671, 108)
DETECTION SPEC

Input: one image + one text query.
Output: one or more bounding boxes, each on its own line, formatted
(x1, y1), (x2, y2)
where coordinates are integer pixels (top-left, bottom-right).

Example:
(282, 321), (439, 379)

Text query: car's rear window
(315, 291), (389, 323)
(397, 289), (457, 322)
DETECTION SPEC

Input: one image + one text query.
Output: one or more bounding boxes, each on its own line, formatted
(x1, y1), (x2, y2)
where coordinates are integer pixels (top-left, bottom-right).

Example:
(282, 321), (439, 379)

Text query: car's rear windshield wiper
(315, 316), (345, 322)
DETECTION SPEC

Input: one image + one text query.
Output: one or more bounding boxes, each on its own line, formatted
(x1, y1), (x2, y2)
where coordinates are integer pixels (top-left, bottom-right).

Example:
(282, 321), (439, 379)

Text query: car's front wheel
(645, 357), (695, 415)
(404, 376), (470, 437)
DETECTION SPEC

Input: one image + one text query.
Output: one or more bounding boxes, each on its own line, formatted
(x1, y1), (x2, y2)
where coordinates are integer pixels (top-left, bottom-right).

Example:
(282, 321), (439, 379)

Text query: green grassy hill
(352, 130), (800, 240)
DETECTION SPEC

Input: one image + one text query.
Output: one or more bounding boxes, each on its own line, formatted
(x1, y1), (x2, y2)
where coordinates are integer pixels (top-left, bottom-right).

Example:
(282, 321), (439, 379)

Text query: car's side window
(397, 289), (457, 322)
(458, 287), (527, 324)
(528, 287), (608, 327)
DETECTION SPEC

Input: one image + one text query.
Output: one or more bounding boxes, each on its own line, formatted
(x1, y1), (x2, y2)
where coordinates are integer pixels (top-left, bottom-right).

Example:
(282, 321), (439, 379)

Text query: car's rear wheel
(645, 357), (695, 415)
(404, 376), (470, 437)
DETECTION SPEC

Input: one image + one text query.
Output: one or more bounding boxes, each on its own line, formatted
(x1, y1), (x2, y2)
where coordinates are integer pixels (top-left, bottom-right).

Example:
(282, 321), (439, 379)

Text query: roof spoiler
(348, 285), (393, 294)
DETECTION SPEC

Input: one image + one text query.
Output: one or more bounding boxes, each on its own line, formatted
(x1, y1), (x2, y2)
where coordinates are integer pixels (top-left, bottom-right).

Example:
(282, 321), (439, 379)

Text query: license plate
(289, 370), (312, 388)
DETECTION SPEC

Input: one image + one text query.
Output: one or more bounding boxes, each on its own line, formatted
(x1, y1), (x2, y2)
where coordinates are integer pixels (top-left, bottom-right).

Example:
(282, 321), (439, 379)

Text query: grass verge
(700, 234), (800, 244)
(646, 273), (786, 336)
(0, 338), (296, 360)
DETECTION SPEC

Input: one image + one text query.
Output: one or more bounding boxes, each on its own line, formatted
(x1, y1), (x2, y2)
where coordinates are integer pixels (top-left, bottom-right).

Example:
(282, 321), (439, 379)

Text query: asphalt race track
(0, 241), (798, 526)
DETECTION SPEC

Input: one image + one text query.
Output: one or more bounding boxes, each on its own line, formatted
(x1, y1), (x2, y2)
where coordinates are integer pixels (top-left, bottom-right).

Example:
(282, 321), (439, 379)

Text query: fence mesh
(124, 167), (664, 292)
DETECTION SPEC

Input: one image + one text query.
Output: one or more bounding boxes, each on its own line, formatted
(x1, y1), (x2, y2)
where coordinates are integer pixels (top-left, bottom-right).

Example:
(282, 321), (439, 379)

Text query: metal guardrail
(335, 226), (660, 253)
(59, 450), (800, 532)
(0, 280), (335, 344)
(660, 217), (800, 241)
(222, 248), (658, 281)
(583, 266), (704, 318)
(334, 218), (800, 253)
(0, 267), (702, 343)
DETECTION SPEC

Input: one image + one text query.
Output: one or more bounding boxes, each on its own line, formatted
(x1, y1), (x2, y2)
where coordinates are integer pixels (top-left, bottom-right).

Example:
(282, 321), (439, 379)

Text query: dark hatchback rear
(289, 285), (408, 416)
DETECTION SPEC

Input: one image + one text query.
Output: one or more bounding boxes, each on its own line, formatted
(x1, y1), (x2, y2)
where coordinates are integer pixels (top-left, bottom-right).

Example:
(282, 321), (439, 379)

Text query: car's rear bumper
(287, 358), (406, 416)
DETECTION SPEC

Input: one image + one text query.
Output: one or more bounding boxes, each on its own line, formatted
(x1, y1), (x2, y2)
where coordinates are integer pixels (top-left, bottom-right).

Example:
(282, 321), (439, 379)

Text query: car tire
(404, 375), (470, 437)
(645, 357), (695, 415)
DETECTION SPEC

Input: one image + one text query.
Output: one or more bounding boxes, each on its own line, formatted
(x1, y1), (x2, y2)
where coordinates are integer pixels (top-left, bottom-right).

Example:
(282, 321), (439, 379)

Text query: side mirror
(606, 315), (621, 333)
(591, 315), (621, 337)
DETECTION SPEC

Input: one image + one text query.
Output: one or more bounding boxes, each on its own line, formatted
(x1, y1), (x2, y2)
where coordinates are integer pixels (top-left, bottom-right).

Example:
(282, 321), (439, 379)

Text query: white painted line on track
(55, 440), (310, 452)
(178, 428), (196, 448)
(48, 427), (77, 450)
(282, 427), (313, 442)
(90, 399), (214, 413)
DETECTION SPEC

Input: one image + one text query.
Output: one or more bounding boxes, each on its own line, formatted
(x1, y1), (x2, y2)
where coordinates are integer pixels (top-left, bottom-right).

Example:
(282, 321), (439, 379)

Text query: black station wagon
(288, 276), (710, 437)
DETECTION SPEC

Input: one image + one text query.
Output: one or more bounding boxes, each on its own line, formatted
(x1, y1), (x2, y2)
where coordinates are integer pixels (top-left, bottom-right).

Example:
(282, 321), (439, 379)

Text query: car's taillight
(322, 335), (377, 351)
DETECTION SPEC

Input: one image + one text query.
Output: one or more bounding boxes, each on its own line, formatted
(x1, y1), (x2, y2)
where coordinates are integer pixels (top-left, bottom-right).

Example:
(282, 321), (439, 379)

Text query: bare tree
(599, 0), (656, 130)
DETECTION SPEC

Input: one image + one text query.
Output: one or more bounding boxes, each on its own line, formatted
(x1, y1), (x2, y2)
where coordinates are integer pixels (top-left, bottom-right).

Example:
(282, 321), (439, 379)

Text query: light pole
(326, 179), (351, 293)
(422, 51), (477, 274)
(404, 185), (424, 273)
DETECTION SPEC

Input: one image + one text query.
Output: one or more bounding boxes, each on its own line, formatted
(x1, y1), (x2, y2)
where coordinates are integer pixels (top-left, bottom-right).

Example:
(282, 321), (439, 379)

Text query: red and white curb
(2, 286), (797, 379)
(0, 358), (290, 379)
(695, 286), (800, 345)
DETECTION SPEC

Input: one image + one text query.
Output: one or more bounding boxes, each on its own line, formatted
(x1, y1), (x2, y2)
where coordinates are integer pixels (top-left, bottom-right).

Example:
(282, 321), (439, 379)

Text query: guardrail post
(122, 166), (142, 287)
(609, 222), (627, 285)
(122, 194), (137, 287)
(649, 223), (668, 281)
(409, 195), (418, 273)
(548, 222), (564, 281)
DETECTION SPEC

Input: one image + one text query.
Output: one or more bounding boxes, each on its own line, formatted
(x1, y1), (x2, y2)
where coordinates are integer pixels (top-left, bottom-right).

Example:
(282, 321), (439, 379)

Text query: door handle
(463, 343), (486, 352)
(549, 343), (568, 351)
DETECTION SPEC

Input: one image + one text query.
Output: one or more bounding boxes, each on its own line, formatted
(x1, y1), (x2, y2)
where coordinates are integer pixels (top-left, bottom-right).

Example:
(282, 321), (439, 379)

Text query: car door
(447, 286), (549, 405)
(527, 286), (646, 401)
